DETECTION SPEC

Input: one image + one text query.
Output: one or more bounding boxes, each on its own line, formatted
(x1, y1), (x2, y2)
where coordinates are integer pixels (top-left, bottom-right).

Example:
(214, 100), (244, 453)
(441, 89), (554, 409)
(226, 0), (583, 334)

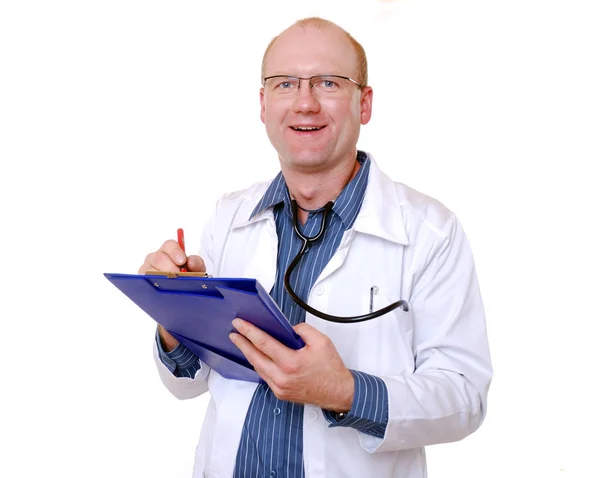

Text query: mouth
(290, 126), (326, 132)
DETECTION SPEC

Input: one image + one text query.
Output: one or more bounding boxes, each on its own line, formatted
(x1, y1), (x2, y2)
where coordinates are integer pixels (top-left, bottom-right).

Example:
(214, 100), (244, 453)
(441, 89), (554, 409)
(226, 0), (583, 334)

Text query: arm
(155, 327), (202, 378)
(229, 215), (491, 450)
(323, 370), (388, 438)
(153, 334), (210, 400)
(360, 214), (492, 453)
(143, 211), (220, 400)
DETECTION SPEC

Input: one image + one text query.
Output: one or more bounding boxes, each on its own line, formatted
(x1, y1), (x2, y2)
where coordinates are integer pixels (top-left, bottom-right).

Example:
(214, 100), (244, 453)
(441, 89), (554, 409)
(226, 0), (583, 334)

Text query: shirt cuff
(155, 328), (201, 378)
(322, 370), (389, 438)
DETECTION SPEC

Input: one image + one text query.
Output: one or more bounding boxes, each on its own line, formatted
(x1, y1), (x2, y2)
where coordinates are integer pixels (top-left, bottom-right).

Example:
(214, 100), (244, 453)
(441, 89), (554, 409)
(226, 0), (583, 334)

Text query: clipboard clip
(144, 271), (213, 279)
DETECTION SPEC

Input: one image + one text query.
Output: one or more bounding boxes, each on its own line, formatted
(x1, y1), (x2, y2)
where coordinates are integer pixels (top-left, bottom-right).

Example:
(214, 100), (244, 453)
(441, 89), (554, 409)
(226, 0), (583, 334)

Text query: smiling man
(140, 17), (492, 478)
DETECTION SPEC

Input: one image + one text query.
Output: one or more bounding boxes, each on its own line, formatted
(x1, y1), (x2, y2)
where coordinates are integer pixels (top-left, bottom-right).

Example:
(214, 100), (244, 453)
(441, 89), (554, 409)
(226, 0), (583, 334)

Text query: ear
(260, 88), (266, 124)
(359, 86), (373, 125)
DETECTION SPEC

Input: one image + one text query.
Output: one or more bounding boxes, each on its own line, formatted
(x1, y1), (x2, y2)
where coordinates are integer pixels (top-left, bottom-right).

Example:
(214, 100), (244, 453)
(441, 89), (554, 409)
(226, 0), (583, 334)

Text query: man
(140, 17), (492, 478)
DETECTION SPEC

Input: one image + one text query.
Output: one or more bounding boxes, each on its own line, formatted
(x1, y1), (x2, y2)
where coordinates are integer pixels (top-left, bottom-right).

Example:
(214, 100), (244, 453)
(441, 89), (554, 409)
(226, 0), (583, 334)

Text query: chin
(286, 150), (331, 170)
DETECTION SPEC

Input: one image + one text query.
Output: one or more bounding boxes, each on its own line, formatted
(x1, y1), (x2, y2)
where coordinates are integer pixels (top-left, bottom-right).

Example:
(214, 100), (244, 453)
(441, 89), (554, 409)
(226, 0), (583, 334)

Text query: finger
(139, 249), (179, 274)
(229, 332), (277, 380)
(232, 318), (290, 363)
(138, 251), (179, 274)
(160, 239), (187, 267)
(292, 322), (325, 345)
(186, 255), (206, 273)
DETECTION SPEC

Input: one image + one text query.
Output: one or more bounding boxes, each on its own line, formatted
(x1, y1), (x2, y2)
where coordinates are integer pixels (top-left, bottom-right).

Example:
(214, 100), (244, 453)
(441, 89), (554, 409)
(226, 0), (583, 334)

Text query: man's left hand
(230, 318), (354, 412)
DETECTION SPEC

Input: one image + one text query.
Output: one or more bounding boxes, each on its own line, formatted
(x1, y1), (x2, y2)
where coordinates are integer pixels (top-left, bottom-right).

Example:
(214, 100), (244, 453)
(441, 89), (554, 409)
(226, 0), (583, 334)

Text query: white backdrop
(1, 1), (599, 477)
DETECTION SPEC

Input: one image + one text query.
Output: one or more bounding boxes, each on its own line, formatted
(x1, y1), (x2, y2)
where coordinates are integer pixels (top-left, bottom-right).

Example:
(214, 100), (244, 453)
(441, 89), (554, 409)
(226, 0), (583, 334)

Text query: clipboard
(104, 272), (305, 383)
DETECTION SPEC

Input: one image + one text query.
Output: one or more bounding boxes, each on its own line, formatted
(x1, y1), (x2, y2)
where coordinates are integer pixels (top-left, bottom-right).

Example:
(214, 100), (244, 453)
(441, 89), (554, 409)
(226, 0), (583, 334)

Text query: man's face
(260, 26), (373, 173)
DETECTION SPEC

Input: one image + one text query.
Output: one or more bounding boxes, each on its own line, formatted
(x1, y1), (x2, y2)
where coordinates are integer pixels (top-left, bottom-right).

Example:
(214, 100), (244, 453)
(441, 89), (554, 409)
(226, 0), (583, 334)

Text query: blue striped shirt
(157, 151), (389, 477)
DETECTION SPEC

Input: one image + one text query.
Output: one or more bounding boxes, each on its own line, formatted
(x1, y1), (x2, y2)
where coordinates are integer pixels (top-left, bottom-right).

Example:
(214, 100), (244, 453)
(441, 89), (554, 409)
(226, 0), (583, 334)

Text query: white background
(1, 1), (599, 476)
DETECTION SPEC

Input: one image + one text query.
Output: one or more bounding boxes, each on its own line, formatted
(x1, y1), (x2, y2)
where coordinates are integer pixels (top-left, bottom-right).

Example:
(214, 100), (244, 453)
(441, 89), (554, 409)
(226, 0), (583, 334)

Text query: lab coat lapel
(316, 157), (409, 283)
(230, 199), (278, 294)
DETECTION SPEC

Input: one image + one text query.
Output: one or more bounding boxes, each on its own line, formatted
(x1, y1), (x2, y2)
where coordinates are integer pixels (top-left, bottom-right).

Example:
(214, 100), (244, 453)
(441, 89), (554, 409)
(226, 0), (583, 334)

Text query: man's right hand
(139, 239), (207, 352)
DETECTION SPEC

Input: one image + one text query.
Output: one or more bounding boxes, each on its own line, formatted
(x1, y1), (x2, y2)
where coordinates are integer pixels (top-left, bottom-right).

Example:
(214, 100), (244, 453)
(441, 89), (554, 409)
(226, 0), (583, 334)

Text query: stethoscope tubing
(284, 199), (409, 323)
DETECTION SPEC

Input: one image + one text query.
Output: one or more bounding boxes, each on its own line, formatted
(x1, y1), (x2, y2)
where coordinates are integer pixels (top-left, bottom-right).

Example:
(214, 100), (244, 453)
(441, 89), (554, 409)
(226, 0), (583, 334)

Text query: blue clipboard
(104, 272), (305, 383)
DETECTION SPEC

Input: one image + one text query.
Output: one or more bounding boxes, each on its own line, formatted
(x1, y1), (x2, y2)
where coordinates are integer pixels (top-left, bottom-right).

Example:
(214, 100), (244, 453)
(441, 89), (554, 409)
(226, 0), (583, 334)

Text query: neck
(283, 154), (360, 216)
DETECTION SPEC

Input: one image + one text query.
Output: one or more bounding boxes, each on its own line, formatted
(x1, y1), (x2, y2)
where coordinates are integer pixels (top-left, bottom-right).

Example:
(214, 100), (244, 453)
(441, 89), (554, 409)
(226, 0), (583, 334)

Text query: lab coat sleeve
(360, 214), (493, 453)
(152, 201), (221, 400)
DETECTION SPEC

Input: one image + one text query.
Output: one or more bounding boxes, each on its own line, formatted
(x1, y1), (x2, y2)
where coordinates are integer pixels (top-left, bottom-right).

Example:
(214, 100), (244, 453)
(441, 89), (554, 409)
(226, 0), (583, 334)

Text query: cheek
(326, 99), (358, 124)
(263, 102), (285, 128)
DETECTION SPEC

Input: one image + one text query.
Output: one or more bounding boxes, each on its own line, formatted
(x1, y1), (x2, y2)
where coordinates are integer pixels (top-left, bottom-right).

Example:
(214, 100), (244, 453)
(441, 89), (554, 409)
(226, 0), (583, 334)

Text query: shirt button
(314, 285), (324, 296)
(273, 407), (281, 416)
(308, 408), (319, 421)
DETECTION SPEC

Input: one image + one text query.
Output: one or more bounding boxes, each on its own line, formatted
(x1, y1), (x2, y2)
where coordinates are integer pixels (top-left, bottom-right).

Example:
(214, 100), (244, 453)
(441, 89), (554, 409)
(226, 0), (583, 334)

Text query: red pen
(177, 228), (188, 272)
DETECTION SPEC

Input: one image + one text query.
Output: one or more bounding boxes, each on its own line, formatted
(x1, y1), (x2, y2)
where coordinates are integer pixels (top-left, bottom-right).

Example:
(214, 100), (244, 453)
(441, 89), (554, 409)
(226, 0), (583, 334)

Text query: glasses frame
(262, 74), (364, 92)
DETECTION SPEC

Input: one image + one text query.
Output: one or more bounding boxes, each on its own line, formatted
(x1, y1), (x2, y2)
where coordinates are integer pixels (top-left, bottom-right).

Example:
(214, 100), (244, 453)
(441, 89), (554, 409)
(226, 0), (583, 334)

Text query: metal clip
(369, 286), (379, 313)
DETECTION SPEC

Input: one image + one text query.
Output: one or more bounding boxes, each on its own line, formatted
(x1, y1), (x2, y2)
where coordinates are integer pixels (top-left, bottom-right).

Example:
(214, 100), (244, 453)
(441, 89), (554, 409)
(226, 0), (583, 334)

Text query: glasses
(262, 74), (363, 97)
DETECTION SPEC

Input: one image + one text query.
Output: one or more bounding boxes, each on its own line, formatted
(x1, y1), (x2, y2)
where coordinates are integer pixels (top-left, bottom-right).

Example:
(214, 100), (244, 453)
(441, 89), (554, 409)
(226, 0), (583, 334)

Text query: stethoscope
(283, 199), (410, 323)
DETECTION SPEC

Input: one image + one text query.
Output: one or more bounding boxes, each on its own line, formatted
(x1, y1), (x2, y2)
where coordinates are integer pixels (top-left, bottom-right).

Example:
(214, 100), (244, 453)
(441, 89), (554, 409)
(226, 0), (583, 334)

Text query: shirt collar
(249, 172), (287, 220)
(249, 151), (370, 230)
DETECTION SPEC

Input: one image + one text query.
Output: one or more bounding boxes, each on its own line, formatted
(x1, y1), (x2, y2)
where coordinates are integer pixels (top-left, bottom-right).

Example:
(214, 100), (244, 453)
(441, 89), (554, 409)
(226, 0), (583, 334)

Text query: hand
(139, 240), (207, 352)
(138, 239), (206, 275)
(230, 319), (354, 412)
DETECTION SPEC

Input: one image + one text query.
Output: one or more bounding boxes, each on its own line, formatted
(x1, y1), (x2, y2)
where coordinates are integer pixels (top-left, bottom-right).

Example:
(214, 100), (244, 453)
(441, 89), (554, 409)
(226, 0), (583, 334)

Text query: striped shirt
(157, 151), (389, 477)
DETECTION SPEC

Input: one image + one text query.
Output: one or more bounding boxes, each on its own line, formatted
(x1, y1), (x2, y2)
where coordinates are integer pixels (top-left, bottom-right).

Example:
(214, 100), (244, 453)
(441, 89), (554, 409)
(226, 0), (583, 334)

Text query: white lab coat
(153, 155), (493, 478)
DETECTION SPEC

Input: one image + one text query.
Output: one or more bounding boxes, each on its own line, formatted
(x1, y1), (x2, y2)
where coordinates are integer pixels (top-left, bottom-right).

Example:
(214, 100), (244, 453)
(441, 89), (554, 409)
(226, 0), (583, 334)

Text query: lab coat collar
(246, 151), (369, 230)
(352, 154), (409, 245)
(231, 153), (409, 246)
(230, 181), (275, 230)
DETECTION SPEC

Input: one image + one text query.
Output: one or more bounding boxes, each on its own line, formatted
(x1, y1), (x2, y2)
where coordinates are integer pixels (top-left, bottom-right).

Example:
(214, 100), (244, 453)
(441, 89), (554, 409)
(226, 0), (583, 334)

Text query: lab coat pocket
(368, 290), (413, 333)
(353, 294), (415, 376)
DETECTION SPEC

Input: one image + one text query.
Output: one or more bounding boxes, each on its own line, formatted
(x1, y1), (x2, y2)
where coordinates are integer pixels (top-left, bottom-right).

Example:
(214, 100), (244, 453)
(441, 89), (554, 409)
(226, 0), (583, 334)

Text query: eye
(271, 77), (299, 91)
(313, 77), (340, 91)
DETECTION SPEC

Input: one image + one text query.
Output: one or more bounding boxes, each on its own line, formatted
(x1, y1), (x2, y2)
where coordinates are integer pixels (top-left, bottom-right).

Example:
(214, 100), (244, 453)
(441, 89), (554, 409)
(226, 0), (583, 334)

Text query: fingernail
(232, 318), (242, 329)
(229, 333), (237, 343)
(176, 254), (186, 265)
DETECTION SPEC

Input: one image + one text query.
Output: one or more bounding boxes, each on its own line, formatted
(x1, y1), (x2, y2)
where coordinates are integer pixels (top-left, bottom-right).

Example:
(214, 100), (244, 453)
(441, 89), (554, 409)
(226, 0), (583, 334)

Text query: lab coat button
(270, 471), (276, 477)
(315, 285), (324, 295)
(273, 407), (281, 416)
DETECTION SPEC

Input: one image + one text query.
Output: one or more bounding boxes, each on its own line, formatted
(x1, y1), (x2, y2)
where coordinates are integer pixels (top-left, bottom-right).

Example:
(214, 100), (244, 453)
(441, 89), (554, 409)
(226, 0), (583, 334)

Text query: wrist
(158, 325), (179, 352)
(332, 369), (354, 413)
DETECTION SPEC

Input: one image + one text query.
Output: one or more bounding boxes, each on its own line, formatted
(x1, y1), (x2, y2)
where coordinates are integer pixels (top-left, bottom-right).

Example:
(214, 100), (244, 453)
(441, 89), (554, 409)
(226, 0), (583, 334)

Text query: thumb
(186, 255), (206, 272)
(292, 323), (323, 344)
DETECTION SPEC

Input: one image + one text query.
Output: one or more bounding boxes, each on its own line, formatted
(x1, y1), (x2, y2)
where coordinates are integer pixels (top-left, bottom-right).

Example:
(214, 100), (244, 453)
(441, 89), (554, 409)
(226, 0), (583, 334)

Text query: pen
(177, 228), (187, 272)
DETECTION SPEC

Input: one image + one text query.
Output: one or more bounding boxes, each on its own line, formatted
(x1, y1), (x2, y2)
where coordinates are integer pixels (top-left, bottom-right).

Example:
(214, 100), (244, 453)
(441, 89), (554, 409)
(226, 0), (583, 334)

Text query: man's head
(260, 18), (373, 174)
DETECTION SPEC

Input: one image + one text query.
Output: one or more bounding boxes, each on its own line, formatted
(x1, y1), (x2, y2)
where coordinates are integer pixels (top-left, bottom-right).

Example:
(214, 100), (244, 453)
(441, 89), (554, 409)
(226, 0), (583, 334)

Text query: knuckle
(161, 239), (182, 259)
(270, 378), (289, 400)
(138, 253), (156, 273)
(276, 373), (291, 391)
(281, 358), (298, 374)
(255, 337), (270, 352)
(318, 334), (332, 348)
(161, 239), (178, 251)
(271, 385), (284, 399)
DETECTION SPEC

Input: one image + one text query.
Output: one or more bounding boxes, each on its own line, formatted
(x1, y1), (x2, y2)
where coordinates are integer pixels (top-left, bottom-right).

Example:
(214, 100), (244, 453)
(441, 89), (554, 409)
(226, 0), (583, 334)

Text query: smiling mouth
(290, 126), (326, 131)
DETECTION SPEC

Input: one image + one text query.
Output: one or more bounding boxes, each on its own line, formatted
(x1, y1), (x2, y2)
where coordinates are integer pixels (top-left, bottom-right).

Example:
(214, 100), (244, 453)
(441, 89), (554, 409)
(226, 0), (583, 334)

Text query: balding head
(261, 17), (368, 87)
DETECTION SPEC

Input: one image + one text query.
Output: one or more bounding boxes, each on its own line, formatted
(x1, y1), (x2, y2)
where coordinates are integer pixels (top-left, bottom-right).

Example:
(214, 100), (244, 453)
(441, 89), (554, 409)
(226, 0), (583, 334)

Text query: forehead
(265, 26), (358, 77)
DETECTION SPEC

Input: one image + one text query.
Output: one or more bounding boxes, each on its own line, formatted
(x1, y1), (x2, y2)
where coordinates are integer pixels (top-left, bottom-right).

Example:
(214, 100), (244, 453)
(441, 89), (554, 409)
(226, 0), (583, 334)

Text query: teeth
(293, 126), (322, 131)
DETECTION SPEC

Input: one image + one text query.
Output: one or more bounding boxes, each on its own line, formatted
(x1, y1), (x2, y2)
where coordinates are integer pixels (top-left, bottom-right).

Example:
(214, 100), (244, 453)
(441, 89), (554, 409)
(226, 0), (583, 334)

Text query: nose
(292, 79), (321, 114)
